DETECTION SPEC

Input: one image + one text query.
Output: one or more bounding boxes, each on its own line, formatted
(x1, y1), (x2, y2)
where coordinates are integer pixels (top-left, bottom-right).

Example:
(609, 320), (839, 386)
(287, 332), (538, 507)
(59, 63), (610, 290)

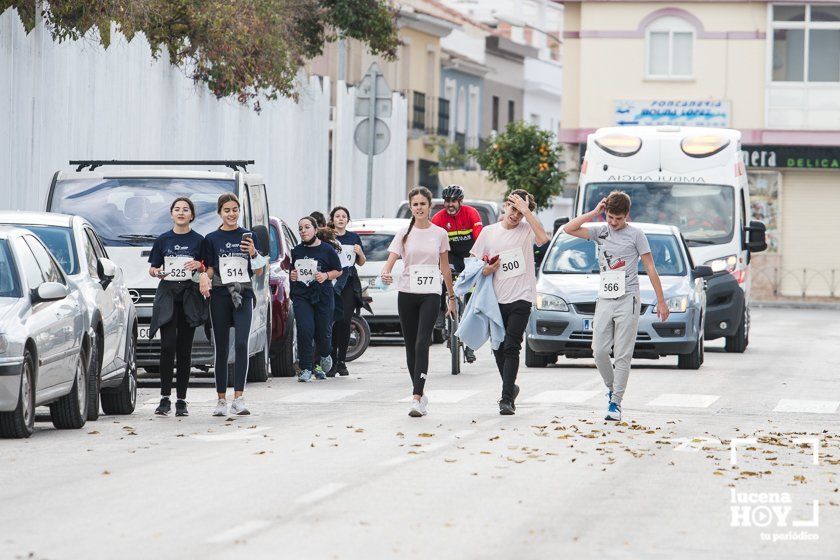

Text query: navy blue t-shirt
(335, 231), (364, 278)
(148, 229), (204, 281)
(290, 241), (343, 298)
(201, 227), (262, 294)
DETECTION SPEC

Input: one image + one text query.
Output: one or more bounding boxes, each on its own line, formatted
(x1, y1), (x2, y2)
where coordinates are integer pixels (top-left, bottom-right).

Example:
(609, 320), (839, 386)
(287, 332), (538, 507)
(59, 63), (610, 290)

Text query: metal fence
(751, 266), (840, 299)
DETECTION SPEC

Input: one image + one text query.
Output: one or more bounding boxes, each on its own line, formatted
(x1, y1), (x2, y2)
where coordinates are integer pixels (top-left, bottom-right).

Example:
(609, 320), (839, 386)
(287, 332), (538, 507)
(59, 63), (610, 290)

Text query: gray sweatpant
(592, 293), (641, 405)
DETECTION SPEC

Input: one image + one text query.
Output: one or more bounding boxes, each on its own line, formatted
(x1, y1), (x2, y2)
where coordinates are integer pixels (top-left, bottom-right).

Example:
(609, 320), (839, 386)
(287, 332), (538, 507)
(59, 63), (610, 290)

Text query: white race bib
(295, 258), (317, 285)
(340, 244), (356, 267)
(163, 256), (191, 282)
(219, 256), (249, 285)
(409, 265), (441, 294)
(598, 270), (626, 299)
(497, 247), (526, 280)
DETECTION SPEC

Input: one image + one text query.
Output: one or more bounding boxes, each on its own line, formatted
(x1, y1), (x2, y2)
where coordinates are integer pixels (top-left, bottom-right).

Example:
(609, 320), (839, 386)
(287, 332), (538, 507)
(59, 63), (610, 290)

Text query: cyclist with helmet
(432, 184), (483, 363)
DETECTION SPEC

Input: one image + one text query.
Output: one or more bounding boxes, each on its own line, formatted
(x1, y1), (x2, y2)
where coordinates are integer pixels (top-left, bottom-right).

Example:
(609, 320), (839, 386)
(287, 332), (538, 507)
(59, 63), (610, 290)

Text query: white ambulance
(574, 126), (767, 352)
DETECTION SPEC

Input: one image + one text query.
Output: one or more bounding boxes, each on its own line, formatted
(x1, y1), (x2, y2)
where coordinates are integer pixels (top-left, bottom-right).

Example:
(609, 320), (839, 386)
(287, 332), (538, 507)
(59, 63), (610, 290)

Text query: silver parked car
(525, 222), (713, 370)
(0, 227), (90, 438)
(0, 212), (138, 419)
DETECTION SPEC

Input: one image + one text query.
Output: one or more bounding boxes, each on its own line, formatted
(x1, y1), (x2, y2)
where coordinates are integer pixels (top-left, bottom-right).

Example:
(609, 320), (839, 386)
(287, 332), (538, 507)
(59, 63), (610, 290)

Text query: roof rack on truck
(68, 160), (255, 172)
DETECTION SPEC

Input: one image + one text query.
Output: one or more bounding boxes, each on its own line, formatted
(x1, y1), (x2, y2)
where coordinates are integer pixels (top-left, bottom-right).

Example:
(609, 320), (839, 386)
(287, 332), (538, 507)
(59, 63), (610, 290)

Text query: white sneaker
(408, 399), (423, 418)
(212, 399), (228, 417)
(230, 397), (250, 416)
(418, 394), (429, 416)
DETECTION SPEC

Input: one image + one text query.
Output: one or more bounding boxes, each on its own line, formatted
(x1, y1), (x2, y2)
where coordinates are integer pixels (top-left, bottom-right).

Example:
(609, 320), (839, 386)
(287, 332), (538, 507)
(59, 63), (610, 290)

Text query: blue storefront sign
(615, 100), (730, 127)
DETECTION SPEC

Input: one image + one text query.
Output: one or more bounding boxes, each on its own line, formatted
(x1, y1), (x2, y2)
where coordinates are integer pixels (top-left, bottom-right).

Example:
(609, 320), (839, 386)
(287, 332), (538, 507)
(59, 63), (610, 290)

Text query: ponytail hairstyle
(301, 215), (341, 251)
(402, 186), (433, 246)
(328, 206), (351, 230)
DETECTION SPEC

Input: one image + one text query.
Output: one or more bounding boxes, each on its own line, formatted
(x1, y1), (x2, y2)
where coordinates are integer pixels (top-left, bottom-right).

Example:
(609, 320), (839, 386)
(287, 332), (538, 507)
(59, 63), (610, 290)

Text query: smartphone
(241, 232), (253, 242)
(488, 254), (500, 265)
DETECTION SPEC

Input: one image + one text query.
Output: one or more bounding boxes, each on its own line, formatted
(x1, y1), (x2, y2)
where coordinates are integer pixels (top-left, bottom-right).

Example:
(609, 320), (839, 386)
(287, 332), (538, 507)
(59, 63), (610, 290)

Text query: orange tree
(2, 0), (399, 110)
(473, 121), (565, 210)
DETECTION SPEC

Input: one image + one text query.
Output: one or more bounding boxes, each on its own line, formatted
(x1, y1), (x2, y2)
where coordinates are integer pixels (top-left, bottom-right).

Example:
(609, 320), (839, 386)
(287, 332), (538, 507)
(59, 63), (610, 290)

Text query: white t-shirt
(470, 221), (537, 304)
(387, 223), (450, 293)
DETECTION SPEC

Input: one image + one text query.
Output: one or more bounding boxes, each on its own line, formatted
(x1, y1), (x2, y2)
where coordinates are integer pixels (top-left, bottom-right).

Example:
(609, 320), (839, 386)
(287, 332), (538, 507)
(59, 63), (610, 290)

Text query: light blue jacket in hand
(454, 257), (505, 351)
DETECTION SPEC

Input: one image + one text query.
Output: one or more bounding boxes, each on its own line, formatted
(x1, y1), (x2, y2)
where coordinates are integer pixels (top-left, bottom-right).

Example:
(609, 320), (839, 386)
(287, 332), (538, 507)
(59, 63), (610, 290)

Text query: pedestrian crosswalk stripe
(276, 390), (362, 403)
(773, 399), (840, 414)
(522, 390), (601, 404)
(646, 394), (720, 408)
(398, 390), (480, 403)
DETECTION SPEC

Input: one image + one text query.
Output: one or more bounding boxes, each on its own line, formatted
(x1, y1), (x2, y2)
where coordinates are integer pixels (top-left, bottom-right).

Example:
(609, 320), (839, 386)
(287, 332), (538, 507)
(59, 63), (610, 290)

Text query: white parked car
(0, 212), (138, 419)
(0, 226), (89, 438)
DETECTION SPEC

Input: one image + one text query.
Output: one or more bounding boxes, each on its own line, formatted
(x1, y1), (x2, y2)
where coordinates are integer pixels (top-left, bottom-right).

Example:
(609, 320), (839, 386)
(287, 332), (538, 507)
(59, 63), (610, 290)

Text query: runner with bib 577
(564, 191), (669, 422)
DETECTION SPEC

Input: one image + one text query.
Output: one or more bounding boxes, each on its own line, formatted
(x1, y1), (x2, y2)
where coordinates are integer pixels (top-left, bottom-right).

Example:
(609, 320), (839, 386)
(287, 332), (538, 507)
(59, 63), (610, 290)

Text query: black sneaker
(336, 363), (350, 376)
(512, 385), (520, 411)
(464, 347), (476, 363)
(155, 397), (171, 416)
(175, 399), (189, 417)
(499, 400), (515, 415)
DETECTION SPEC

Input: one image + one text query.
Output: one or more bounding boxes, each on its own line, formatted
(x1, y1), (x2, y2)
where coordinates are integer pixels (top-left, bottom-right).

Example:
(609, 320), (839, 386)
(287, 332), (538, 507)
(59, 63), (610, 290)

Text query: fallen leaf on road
(489, 435), (500, 441)
(102, 470), (111, 475)
(355, 428), (365, 433)
(87, 431), (99, 435)
(444, 458), (457, 463)
(794, 475), (806, 483)
(255, 451), (266, 455)
(480, 451), (492, 455)
(418, 433), (434, 438)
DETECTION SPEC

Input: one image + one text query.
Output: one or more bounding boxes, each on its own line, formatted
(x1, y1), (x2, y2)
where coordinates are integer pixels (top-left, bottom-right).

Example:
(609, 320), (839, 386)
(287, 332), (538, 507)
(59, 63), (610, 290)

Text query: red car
(268, 216), (297, 376)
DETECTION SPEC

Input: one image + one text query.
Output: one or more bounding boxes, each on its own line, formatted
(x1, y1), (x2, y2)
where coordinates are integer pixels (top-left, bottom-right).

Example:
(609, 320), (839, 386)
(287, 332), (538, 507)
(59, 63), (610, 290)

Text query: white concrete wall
(523, 57), (563, 134)
(0, 8), (331, 222)
(331, 81), (407, 219)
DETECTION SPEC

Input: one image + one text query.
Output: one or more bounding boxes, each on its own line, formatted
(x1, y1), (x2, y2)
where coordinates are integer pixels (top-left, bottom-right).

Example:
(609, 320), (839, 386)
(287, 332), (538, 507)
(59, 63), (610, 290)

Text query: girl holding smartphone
(199, 194), (266, 416)
(147, 197), (207, 417)
(381, 187), (455, 417)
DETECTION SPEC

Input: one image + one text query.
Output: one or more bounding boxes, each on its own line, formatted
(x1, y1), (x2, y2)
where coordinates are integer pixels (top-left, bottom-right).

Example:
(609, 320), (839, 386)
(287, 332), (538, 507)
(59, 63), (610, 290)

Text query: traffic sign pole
(366, 65), (377, 218)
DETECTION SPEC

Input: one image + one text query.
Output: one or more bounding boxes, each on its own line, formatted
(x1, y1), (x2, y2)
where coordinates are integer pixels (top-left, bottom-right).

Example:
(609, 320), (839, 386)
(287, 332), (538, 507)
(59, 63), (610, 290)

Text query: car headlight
(536, 293), (569, 312)
(704, 254), (737, 274)
(0, 335), (7, 354)
(654, 296), (688, 313)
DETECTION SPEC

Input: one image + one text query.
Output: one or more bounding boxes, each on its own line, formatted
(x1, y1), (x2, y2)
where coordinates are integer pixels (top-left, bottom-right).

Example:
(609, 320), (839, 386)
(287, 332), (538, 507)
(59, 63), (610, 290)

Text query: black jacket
(149, 280), (208, 338)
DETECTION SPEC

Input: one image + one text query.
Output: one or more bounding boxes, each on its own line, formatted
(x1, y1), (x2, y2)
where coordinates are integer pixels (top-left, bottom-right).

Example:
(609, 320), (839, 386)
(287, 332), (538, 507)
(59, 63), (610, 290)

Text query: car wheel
(525, 341), (551, 368)
(0, 350), (36, 439)
(50, 347), (89, 429)
(86, 332), (101, 421)
(678, 335), (703, 370)
(345, 315), (371, 362)
(271, 307), (297, 377)
(724, 310), (747, 353)
(101, 333), (137, 415)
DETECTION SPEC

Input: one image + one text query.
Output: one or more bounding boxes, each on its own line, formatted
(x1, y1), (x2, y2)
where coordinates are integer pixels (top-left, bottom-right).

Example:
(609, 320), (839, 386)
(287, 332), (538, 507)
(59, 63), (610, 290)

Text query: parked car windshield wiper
(685, 239), (717, 246)
(116, 234), (160, 245)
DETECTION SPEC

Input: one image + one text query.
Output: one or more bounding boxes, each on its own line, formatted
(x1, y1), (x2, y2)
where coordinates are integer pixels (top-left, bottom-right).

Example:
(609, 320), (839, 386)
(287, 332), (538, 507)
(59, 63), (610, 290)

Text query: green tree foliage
(473, 121), (566, 210)
(1, 0), (399, 110)
(427, 136), (468, 176)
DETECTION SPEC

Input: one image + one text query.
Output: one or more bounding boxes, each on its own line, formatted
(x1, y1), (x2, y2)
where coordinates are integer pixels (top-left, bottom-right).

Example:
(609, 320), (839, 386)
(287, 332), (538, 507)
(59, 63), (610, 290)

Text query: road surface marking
(398, 390), (480, 403)
(192, 426), (271, 441)
(295, 482), (347, 505)
(522, 390), (601, 404)
(277, 390), (362, 403)
(205, 519), (271, 544)
(773, 399), (840, 414)
(646, 394), (720, 408)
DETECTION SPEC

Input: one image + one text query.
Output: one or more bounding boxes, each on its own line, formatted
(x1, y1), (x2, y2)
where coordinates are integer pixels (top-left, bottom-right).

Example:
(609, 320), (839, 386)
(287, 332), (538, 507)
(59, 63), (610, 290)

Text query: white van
(573, 127), (767, 352)
(46, 161), (273, 380)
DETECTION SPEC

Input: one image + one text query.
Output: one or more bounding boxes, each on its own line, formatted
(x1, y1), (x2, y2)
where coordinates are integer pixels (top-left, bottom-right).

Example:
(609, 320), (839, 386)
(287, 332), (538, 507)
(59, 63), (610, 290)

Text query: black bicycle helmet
(441, 184), (464, 200)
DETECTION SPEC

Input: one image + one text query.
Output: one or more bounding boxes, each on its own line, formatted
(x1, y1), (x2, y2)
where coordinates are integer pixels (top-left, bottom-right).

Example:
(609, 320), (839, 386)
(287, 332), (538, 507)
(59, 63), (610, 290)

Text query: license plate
(583, 319), (594, 332)
(139, 326), (160, 341)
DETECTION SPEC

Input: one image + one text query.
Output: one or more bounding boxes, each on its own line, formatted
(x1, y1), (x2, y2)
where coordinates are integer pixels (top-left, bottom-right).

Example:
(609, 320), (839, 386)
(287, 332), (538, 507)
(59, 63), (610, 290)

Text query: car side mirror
(34, 282), (68, 302)
(693, 265), (714, 279)
(554, 217), (569, 234)
(744, 220), (767, 254)
(97, 257), (118, 289)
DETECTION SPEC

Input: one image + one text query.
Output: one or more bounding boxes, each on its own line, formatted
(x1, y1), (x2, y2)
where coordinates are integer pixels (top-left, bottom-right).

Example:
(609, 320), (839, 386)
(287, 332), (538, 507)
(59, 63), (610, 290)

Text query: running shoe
(605, 402), (622, 422)
(319, 355), (333, 375)
(155, 397), (171, 416)
(336, 363), (350, 376)
(464, 347), (476, 363)
(230, 397), (250, 416)
(298, 369), (313, 382)
(212, 399), (228, 417)
(175, 399), (188, 417)
(313, 365), (327, 380)
(499, 400), (515, 415)
(418, 394), (429, 416)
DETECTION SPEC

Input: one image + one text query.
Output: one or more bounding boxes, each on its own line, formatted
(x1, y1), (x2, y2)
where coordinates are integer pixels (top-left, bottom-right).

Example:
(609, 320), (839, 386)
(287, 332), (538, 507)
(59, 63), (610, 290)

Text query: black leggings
(158, 300), (195, 400)
(210, 292), (253, 393)
(493, 300), (532, 403)
(398, 292), (439, 396)
(331, 281), (356, 365)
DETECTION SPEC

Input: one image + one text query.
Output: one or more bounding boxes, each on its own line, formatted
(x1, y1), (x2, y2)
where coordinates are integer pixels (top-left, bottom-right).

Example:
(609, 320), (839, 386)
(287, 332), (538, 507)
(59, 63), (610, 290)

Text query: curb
(753, 300), (840, 311)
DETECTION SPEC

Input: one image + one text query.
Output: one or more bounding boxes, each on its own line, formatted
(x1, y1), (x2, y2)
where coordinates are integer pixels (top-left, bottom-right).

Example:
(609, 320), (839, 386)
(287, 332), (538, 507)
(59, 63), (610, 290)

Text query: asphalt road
(1, 307), (838, 559)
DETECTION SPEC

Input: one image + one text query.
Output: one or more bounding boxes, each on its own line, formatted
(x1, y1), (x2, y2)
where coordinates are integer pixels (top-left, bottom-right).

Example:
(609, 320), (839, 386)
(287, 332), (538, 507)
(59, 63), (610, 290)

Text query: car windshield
(397, 203), (493, 225)
(357, 233), (395, 262)
(542, 233), (686, 276)
(583, 183), (735, 245)
(17, 225), (79, 275)
(0, 240), (21, 298)
(49, 178), (236, 246)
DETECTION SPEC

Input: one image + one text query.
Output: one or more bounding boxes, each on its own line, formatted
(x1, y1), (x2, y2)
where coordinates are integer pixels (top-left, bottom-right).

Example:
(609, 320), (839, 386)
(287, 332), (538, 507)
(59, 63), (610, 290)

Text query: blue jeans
(294, 296), (334, 372)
